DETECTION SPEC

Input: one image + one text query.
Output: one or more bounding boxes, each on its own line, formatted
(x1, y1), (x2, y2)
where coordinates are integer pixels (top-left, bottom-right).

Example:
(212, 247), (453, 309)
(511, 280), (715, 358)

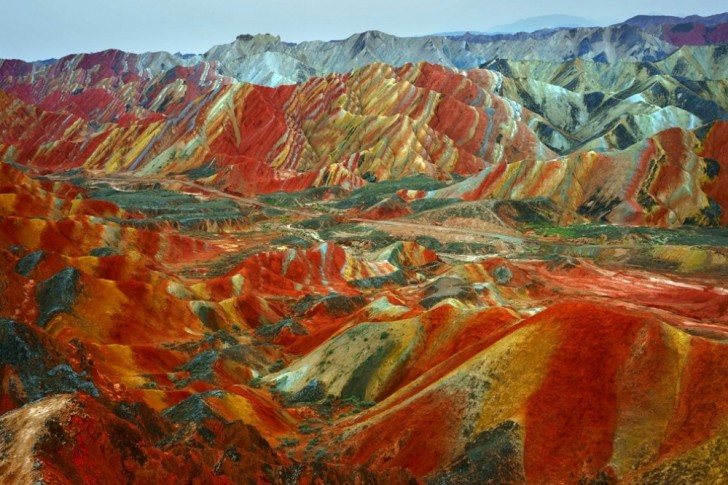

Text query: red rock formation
(1, 159), (727, 482)
(400, 124), (728, 227)
(0, 60), (554, 195)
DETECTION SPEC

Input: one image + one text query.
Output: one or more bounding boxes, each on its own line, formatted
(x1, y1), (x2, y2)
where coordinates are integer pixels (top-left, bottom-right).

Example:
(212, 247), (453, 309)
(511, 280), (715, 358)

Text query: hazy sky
(1, 0), (726, 61)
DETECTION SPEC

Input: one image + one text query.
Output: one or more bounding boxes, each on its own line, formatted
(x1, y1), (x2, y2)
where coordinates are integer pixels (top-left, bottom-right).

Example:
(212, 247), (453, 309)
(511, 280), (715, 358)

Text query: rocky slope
(622, 13), (728, 45)
(483, 46), (728, 152)
(1, 48), (726, 227)
(399, 122), (728, 227)
(1, 160), (727, 483)
(200, 25), (675, 84)
(0, 14), (727, 485)
(1, 60), (556, 190)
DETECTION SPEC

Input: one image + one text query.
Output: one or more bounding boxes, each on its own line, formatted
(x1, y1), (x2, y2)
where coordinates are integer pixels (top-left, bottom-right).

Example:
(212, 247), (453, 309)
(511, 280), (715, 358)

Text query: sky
(1, 0), (726, 61)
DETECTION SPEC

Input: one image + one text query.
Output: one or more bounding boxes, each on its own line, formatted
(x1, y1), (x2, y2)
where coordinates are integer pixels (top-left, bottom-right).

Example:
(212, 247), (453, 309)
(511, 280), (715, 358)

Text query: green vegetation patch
(441, 241), (499, 254)
(271, 235), (313, 249)
(408, 197), (461, 213)
(174, 162), (218, 180)
(293, 215), (338, 230)
(35, 267), (80, 328)
(527, 223), (728, 247)
(259, 186), (350, 207)
(91, 186), (249, 229)
(318, 225), (399, 251)
(333, 175), (450, 210)
(203, 245), (270, 278)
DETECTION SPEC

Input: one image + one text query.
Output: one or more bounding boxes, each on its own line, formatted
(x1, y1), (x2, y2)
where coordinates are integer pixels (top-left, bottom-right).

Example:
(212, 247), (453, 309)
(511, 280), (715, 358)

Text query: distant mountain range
(2, 13), (725, 90)
(433, 14), (597, 36)
(437, 12), (728, 36)
(485, 14), (598, 34)
(438, 12), (728, 37)
(621, 12), (728, 28)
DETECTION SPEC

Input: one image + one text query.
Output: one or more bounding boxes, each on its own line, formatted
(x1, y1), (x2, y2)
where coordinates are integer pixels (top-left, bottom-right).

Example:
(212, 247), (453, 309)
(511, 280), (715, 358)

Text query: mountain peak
(234, 33), (282, 44)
